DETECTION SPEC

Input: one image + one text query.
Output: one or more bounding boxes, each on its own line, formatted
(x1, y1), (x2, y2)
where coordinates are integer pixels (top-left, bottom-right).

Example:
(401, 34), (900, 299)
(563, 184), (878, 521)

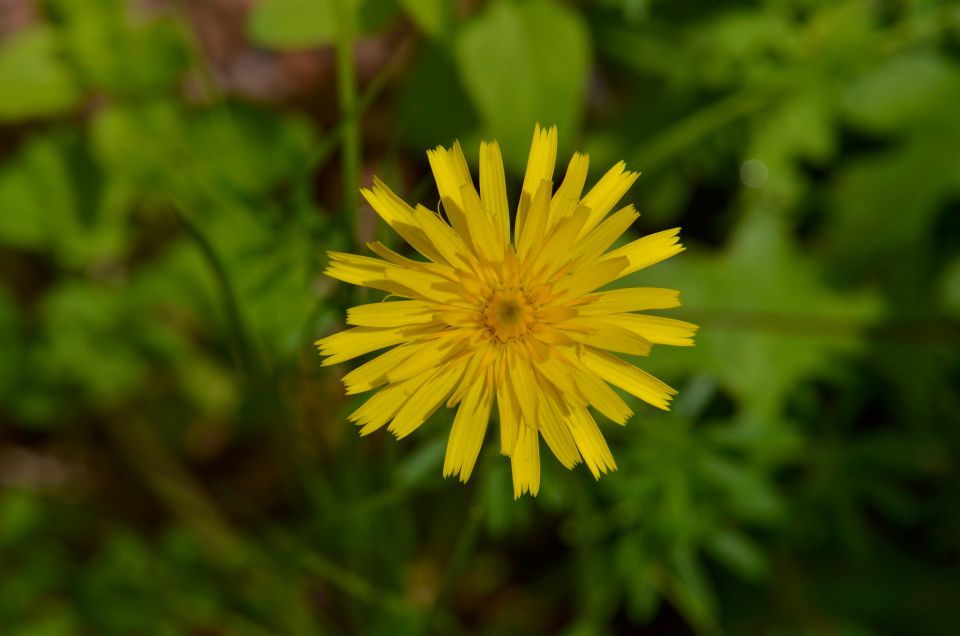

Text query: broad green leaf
(0, 27), (81, 121)
(455, 0), (591, 170)
(397, 43), (479, 151)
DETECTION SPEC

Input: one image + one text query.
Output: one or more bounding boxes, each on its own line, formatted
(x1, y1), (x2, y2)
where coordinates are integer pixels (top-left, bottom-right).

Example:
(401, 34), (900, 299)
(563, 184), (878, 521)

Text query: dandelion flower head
(317, 125), (697, 498)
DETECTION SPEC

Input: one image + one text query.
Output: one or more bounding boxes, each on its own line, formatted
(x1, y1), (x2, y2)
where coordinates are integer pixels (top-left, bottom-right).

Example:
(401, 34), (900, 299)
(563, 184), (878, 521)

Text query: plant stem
(635, 90), (769, 172)
(424, 455), (490, 634)
(170, 202), (262, 385)
(332, 0), (361, 247)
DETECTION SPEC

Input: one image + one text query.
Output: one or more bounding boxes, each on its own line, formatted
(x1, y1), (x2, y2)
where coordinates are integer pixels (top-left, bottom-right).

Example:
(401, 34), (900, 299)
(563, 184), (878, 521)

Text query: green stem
(424, 456), (490, 634)
(332, 0), (361, 247)
(269, 529), (417, 618)
(308, 48), (402, 169)
(170, 202), (262, 385)
(635, 90), (769, 172)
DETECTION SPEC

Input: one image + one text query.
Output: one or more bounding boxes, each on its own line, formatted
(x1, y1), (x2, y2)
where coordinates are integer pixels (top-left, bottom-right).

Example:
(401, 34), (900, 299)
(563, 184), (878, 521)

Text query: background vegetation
(1, 0), (959, 634)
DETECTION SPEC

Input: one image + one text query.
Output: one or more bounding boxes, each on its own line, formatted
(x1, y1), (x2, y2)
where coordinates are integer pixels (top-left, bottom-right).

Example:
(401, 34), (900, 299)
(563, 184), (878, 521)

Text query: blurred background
(1, 0), (959, 634)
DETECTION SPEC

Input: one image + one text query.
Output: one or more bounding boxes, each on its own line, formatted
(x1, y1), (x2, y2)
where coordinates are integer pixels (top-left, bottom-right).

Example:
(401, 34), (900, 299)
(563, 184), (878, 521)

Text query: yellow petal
(497, 374), (520, 456)
(342, 342), (421, 394)
(480, 141), (510, 244)
(545, 152), (589, 232)
(571, 362), (633, 425)
(506, 343), (541, 427)
(361, 180), (446, 264)
(550, 255), (628, 301)
(511, 423), (541, 498)
(385, 334), (465, 384)
(316, 326), (410, 366)
(599, 314), (698, 346)
(405, 205), (468, 269)
(577, 288), (681, 315)
(388, 358), (467, 439)
(569, 205), (639, 266)
(568, 407), (617, 479)
(560, 317), (653, 356)
(581, 347), (678, 411)
(580, 161), (639, 235)
(440, 195), (474, 249)
(600, 227), (684, 277)
(443, 377), (493, 482)
(529, 205), (590, 281)
(346, 300), (436, 328)
(517, 179), (553, 261)
(326, 252), (459, 304)
(520, 123), (558, 203)
(536, 376), (582, 469)
(349, 369), (433, 435)
(427, 141), (475, 209)
(458, 182), (503, 262)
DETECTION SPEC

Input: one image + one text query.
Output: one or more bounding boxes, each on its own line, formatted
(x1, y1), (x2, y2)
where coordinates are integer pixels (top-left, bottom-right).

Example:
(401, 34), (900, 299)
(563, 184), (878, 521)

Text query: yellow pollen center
(484, 290), (535, 342)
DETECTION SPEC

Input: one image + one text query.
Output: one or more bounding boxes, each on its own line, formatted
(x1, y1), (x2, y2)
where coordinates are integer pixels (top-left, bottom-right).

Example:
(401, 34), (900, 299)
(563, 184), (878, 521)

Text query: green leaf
(455, 0), (591, 170)
(638, 211), (882, 418)
(248, 0), (338, 47)
(397, 43), (479, 151)
(0, 136), (77, 252)
(0, 27), (81, 121)
(826, 137), (960, 266)
(399, 0), (452, 36)
(844, 52), (960, 134)
(248, 0), (397, 48)
(395, 437), (445, 485)
(0, 490), (41, 547)
(705, 529), (767, 580)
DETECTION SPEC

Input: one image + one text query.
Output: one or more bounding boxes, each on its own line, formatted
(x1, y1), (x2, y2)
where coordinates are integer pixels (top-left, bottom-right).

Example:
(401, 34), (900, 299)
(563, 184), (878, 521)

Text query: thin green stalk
(635, 90), (769, 172)
(332, 0), (361, 246)
(170, 202), (262, 385)
(268, 528), (417, 618)
(568, 476), (607, 630)
(104, 411), (410, 623)
(308, 49), (403, 168)
(424, 455), (490, 634)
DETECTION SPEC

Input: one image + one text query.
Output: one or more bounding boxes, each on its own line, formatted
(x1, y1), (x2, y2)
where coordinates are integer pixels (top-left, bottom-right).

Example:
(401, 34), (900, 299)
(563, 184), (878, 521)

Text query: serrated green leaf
(639, 211), (882, 418)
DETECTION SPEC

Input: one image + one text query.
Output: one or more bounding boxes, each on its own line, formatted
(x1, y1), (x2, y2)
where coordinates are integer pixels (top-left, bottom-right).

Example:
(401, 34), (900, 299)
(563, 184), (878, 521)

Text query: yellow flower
(317, 125), (697, 498)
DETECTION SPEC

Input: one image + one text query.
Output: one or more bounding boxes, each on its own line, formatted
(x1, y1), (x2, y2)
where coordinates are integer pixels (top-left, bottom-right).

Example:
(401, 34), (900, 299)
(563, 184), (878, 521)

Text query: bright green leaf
(399, 0), (452, 36)
(0, 27), (81, 121)
(248, 0), (397, 48)
(455, 0), (591, 170)
(248, 0), (338, 47)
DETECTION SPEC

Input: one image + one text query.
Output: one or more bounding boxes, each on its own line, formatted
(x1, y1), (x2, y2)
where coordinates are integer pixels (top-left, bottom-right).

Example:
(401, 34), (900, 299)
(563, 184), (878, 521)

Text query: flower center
(483, 289), (535, 342)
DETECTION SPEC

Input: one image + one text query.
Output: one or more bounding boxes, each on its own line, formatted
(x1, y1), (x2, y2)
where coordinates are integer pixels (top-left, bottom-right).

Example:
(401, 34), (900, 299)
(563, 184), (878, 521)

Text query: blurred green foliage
(1, 0), (959, 635)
